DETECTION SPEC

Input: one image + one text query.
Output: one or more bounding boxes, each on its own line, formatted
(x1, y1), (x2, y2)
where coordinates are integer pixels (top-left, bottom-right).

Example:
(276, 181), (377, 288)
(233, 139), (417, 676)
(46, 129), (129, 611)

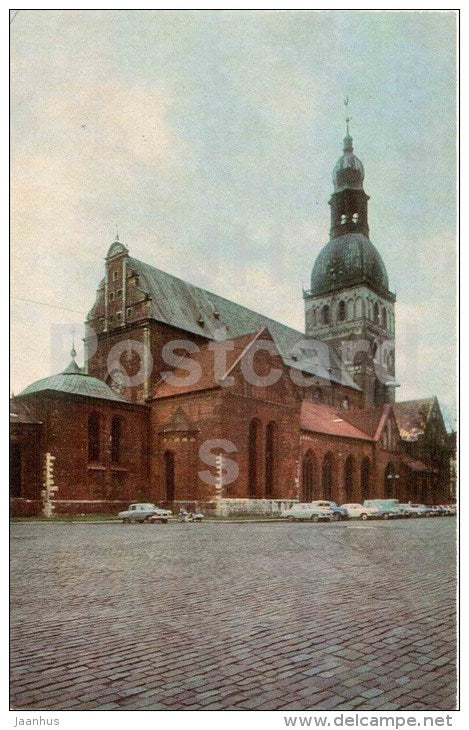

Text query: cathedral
(10, 125), (451, 517)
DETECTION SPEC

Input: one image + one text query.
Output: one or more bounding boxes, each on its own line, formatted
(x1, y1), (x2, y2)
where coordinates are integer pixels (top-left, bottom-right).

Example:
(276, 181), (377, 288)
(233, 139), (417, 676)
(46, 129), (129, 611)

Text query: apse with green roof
(303, 113), (397, 407)
(17, 346), (127, 403)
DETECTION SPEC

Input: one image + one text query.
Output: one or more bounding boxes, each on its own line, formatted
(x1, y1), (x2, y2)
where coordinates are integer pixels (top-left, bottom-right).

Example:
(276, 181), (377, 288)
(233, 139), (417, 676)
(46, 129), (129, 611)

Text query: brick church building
(10, 126), (451, 516)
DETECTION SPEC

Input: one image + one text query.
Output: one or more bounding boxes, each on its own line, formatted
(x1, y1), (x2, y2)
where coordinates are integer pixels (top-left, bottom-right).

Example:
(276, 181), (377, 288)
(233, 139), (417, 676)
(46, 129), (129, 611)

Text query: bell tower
(304, 109), (397, 406)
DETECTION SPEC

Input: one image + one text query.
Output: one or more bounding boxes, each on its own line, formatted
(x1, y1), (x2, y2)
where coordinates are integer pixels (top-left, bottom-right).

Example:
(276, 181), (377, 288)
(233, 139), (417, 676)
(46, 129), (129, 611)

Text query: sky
(10, 10), (457, 427)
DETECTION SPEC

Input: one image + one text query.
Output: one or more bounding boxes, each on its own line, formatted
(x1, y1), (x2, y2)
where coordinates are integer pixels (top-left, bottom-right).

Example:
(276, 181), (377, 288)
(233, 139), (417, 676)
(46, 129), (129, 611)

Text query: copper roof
(17, 359), (128, 403)
(127, 256), (360, 392)
(309, 233), (391, 298)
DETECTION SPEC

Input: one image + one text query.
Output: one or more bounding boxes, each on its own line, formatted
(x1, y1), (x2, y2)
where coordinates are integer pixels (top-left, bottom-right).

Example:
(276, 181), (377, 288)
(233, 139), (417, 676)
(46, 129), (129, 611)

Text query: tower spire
(343, 96), (353, 152)
(115, 224), (119, 242)
(70, 327), (77, 360)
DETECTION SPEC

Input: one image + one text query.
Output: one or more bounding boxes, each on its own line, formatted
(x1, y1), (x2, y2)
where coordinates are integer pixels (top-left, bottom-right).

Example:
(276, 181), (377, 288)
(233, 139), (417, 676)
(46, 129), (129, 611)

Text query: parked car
(118, 503), (164, 524)
(310, 500), (348, 520)
(362, 499), (401, 519)
(281, 503), (334, 522)
(404, 503), (432, 517)
(340, 502), (380, 520)
(398, 503), (413, 517)
(148, 507), (173, 523)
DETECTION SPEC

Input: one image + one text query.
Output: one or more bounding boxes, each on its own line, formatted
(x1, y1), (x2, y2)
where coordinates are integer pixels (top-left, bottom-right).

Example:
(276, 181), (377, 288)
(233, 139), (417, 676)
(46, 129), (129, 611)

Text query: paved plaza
(10, 519), (457, 711)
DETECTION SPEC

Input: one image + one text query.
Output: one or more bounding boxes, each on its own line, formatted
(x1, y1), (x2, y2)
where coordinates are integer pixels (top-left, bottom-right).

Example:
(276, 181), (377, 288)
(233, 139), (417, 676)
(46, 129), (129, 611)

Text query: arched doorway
(248, 419), (261, 497)
(322, 453), (333, 500)
(265, 422), (277, 498)
(302, 451), (316, 502)
(361, 458), (371, 501)
(164, 450), (175, 502)
(10, 442), (22, 498)
(344, 456), (354, 502)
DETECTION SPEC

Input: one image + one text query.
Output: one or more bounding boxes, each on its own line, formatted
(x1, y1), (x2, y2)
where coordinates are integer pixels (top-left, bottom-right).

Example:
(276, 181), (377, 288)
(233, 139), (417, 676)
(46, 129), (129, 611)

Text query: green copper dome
(18, 359), (127, 402)
(310, 232), (390, 297)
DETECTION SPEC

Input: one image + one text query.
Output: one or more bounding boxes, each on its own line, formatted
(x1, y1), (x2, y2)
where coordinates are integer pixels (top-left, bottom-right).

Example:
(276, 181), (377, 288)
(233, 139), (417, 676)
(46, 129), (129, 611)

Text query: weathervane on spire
(71, 327), (77, 360)
(115, 224), (119, 242)
(344, 96), (352, 136)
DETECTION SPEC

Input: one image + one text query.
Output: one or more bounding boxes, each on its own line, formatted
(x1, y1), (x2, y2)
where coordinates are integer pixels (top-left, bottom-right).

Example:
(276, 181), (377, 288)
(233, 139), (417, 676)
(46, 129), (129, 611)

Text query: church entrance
(164, 450), (175, 502)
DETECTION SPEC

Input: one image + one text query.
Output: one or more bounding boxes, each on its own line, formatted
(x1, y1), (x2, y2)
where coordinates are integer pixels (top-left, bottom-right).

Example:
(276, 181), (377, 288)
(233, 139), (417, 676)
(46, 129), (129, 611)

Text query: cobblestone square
(10, 519), (457, 711)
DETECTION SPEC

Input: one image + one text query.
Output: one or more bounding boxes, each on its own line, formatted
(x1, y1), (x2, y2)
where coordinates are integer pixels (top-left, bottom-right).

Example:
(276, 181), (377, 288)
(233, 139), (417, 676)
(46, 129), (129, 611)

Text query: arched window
(265, 422), (277, 498)
(338, 300), (346, 321)
(340, 214), (348, 225)
(88, 413), (101, 462)
(382, 308), (388, 329)
(361, 458), (371, 501)
(352, 213), (359, 224)
(164, 450), (175, 502)
(344, 456), (354, 502)
(322, 304), (330, 325)
(248, 419), (261, 497)
(347, 299), (354, 319)
(322, 453), (334, 500)
(356, 297), (364, 318)
(341, 396), (349, 411)
(111, 417), (123, 463)
(373, 302), (380, 324)
(302, 451), (316, 502)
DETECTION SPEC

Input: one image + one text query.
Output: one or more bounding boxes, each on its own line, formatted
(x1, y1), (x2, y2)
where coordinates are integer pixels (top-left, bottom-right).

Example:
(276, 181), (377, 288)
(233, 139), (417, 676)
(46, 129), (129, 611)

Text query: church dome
(332, 133), (365, 192)
(310, 232), (389, 296)
(17, 352), (127, 402)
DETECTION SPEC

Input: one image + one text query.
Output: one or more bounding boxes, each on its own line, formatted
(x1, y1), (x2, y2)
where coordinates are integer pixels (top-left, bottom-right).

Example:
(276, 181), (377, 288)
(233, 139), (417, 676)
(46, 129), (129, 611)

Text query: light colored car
(118, 503), (165, 524)
(363, 499), (402, 519)
(404, 503), (432, 517)
(148, 507), (173, 523)
(340, 502), (380, 520)
(310, 500), (348, 520)
(281, 503), (334, 522)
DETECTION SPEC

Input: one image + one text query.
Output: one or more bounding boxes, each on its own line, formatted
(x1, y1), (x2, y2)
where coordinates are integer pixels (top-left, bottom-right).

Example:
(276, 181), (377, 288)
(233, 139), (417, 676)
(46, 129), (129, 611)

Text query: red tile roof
(150, 328), (270, 398)
(301, 402), (372, 441)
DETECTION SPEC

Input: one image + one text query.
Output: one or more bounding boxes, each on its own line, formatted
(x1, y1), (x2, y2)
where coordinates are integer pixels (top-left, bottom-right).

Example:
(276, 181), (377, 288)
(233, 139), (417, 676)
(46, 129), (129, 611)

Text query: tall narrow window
(111, 417), (123, 464)
(322, 453), (333, 500)
(265, 422), (277, 498)
(248, 419), (261, 497)
(373, 302), (380, 324)
(344, 455), (354, 502)
(361, 458), (371, 502)
(322, 304), (330, 325)
(302, 451), (316, 502)
(338, 300), (346, 321)
(88, 413), (101, 462)
(382, 308), (388, 329)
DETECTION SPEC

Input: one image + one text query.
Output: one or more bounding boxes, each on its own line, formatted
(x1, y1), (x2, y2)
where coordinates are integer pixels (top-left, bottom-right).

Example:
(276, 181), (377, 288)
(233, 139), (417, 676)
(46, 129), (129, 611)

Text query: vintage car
(362, 499), (402, 519)
(340, 503), (380, 520)
(310, 500), (348, 520)
(118, 503), (171, 524)
(280, 503), (334, 522)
